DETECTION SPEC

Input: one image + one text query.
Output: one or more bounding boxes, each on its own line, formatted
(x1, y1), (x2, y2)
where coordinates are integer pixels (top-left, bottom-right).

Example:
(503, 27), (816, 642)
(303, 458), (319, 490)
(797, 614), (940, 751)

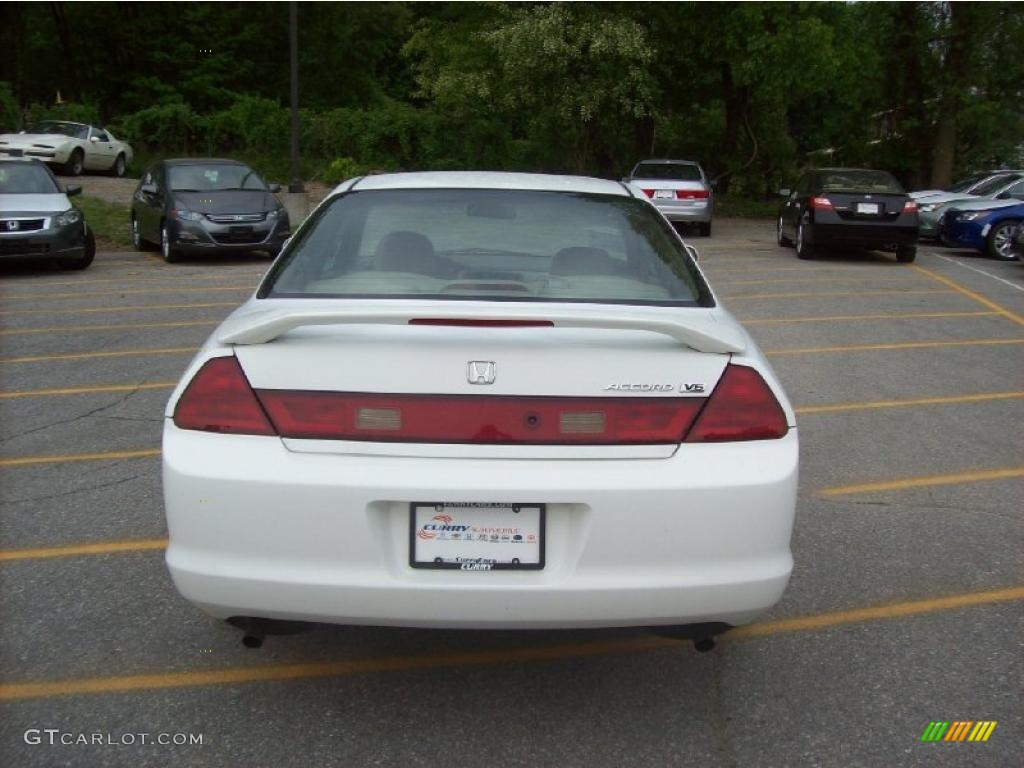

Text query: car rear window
(0, 163), (60, 194)
(632, 163), (703, 182)
(816, 170), (904, 193)
(261, 189), (711, 306)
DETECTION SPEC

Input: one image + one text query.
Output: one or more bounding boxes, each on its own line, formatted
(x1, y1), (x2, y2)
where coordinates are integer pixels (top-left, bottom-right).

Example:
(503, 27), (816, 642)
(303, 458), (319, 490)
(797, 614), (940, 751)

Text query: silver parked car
(624, 160), (714, 236)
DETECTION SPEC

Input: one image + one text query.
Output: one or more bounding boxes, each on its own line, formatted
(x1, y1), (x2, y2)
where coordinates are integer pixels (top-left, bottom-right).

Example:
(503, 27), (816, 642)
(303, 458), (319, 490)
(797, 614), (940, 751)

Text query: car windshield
(970, 174), (1016, 197)
(817, 170), (903, 193)
(948, 173), (990, 193)
(632, 163), (703, 182)
(262, 188), (710, 306)
(0, 162), (60, 194)
(24, 121), (89, 139)
(168, 164), (268, 192)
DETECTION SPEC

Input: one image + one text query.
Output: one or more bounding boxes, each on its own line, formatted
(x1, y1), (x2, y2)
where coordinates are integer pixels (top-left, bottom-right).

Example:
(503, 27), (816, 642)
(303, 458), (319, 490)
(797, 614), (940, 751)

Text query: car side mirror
(268, 182), (281, 193)
(684, 243), (699, 262)
(777, 188), (792, 197)
(65, 184), (82, 197)
(89, 136), (100, 143)
(141, 183), (158, 196)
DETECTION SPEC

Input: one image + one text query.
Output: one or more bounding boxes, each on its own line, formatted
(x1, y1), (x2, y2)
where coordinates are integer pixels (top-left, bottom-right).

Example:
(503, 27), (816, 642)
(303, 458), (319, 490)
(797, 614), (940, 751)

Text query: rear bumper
(163, 424), (798, 629)
(808, 219), (918, 247)
(652, 200), (712, 223)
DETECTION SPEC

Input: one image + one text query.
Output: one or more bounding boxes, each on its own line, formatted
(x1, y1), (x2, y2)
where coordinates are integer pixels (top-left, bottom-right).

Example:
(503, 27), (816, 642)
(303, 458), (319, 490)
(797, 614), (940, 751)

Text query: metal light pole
(288, 1), (303, 193)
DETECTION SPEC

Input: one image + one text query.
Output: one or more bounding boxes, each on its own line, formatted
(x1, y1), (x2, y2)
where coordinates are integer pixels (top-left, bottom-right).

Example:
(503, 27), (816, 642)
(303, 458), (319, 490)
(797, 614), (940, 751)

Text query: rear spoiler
(218, 305), (745, 353)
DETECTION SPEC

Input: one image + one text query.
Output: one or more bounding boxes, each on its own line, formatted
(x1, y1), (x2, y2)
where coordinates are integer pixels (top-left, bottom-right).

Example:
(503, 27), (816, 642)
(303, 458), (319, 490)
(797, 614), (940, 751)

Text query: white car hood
(0, 193), (72, 213)
(0, 133), (69, 148)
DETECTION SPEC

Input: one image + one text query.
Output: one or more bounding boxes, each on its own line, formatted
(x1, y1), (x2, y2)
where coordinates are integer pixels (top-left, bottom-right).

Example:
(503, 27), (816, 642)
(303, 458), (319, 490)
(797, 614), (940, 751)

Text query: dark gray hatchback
(130, 158), (291, 263)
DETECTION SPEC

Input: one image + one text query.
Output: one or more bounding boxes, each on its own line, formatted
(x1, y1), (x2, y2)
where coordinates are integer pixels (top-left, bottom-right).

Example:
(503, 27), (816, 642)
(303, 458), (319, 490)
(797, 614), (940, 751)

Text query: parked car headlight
(54, 208), (82, 227)
(267, 207), (285, 219)
(173, 209), (204, 222)
(955, 211), (989, 222)
(919, 203), (940, 212)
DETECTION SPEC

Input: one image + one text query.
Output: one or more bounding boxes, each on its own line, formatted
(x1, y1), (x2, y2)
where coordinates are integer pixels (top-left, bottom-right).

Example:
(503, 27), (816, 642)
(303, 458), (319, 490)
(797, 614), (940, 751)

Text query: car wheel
(58, 228), (95, 270)
(895, 245), (917, 263)
(777, 216), (793, 247)
(698, 222), (712, 237)
(112, 153), (126, 178)
(63, 149), (84, 177)
(795, 221), (814, 260)
(987, 220), (1020, 261)
(161, 222), (179, 263)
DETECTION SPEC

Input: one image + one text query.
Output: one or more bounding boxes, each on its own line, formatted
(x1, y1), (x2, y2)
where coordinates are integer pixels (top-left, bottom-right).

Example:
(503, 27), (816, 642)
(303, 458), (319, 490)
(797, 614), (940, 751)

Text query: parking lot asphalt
(1, 219), (1021, 767)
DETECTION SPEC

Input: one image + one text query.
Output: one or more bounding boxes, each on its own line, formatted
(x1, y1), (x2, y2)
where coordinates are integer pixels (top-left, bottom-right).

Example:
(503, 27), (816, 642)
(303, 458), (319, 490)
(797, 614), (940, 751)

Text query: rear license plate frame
(409, 502), (546, 571)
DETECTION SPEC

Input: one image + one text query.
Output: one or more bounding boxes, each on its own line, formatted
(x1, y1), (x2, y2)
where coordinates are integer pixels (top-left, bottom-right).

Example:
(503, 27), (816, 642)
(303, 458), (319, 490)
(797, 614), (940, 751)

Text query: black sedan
(776, 168), (918, 262)
(130, 158), (291, 263)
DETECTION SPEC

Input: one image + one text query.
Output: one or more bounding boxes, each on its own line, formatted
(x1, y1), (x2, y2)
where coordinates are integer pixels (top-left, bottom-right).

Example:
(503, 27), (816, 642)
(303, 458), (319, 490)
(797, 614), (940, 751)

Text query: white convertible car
(0, 120), (133, 177)
(162, 172), (799, 651)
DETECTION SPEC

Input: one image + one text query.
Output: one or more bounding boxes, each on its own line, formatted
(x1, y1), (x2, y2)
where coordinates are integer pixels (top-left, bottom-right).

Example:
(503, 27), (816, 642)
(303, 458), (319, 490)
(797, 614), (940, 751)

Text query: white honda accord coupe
(162, 172), (798, 650)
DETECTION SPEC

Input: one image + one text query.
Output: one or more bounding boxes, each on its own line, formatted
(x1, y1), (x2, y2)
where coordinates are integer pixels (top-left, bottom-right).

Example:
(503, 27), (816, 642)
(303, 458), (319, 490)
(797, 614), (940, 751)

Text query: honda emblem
(467, 361), (497, 385)
(5, 220), (18, 231)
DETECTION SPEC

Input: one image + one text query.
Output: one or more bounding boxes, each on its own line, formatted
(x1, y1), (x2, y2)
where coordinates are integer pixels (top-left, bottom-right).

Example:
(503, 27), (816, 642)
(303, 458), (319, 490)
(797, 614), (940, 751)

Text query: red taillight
(686, 365), (788, 442)
(676, 189), (710, 200)
(810, 197), (833, 211)
(256, 392), (706, 445)
(903, 200), (918, 213)
(173, 357), (275, 435)
(641, 189), (655, 198)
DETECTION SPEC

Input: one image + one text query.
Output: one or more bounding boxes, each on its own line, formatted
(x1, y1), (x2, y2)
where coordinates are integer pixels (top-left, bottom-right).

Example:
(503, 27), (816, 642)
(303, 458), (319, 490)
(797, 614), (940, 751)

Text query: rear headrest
(375, 231), (436, 275)
(550, 246), (616, 276)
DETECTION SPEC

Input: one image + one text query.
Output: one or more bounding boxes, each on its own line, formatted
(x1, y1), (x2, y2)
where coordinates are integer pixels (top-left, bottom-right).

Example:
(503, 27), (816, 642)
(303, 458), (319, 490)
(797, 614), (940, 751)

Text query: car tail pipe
(649, 622), (732, 653)
(227, 617), (315, 648)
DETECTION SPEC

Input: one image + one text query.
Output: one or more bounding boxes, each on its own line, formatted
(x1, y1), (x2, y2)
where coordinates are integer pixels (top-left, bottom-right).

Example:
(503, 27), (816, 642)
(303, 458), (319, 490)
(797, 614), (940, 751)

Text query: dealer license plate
(856, 202), (880, 215)
(410, 502), (545, 570)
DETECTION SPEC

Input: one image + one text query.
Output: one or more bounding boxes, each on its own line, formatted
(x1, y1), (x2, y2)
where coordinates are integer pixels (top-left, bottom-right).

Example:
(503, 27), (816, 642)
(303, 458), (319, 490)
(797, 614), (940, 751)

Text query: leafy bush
(23, 99), (101, 128)
(323, 157), (366, 183)
(112, 100), (205, 154)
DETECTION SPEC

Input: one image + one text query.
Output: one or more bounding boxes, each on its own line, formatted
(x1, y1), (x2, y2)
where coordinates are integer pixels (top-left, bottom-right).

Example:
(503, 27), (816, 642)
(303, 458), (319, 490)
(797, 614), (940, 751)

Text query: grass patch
(716, 196), (780, 219)
(76, 195), (133, 250)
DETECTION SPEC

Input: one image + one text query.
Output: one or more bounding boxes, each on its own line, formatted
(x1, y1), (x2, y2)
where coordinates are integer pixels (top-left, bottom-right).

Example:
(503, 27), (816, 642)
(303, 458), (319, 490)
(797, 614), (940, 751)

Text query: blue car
(939, 202), (1024, 260)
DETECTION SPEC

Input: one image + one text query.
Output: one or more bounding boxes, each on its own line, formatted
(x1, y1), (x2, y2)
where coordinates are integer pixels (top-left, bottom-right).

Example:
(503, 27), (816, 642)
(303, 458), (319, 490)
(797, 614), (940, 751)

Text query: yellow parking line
(0, 301), (237, 318)
(731, 585), (1024, 638)
(0, 320), (217, 336)
(703, 264), (901, 275)
(820, 467), (1024, 496)
(0, 449), (161, 467)
(0, 538), (167, 562)
(0, 382), (175, 399)
(0, 585), (1018, 701)
(741, 310), (997, 325)
(722, 288), (950, 301)
(2, 284), (253, 301)
(766, 338), (1024, 356)
(0, 347), (194, 365)
(912, 265), (1024, 327)
(796, 392), (1024, 415)
(716, 275), (924, 287)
